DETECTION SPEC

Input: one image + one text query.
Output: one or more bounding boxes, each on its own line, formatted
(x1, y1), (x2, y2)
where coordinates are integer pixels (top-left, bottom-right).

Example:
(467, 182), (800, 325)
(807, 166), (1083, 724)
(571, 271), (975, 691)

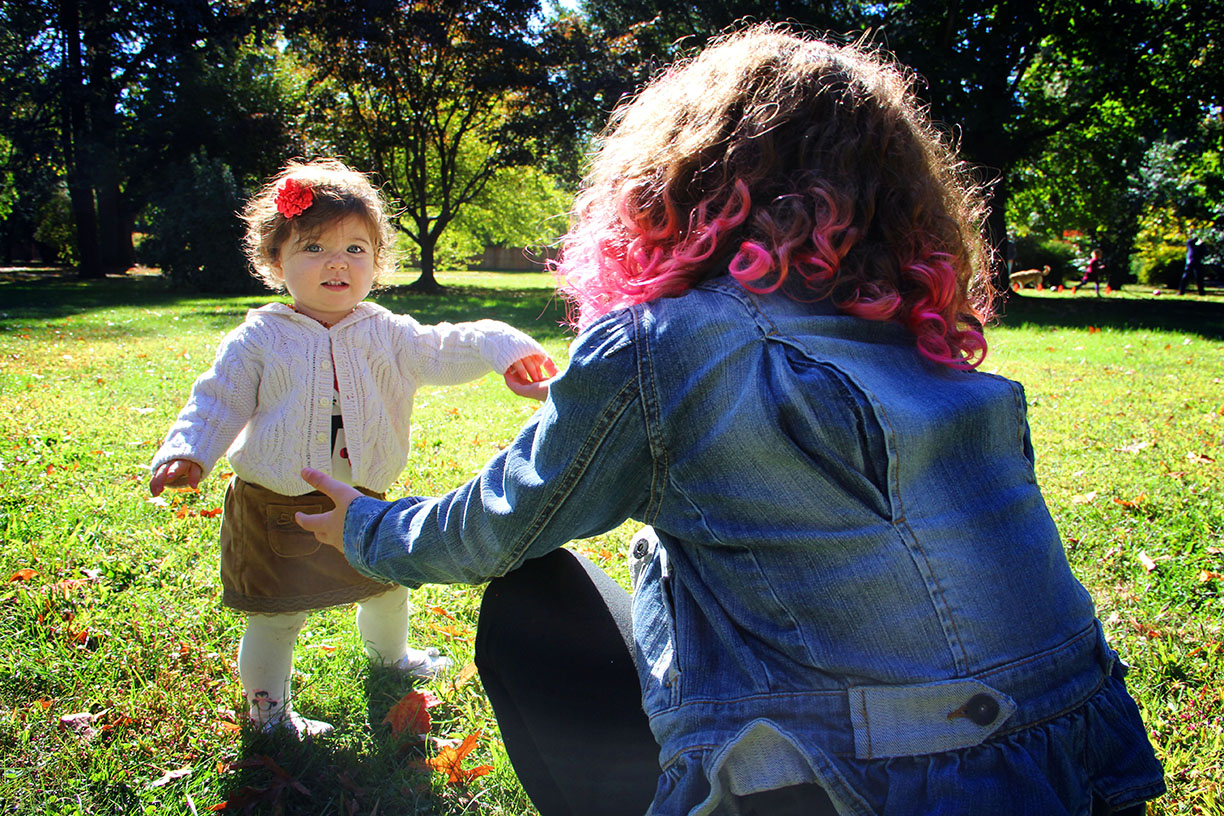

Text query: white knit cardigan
(150, 301), (546, 495)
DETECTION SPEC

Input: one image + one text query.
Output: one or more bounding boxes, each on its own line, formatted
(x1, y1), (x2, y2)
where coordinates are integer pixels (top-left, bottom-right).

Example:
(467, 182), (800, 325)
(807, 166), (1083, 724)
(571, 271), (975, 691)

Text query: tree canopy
(282, 0), (561, 290)
(0, 0), (1219, 294)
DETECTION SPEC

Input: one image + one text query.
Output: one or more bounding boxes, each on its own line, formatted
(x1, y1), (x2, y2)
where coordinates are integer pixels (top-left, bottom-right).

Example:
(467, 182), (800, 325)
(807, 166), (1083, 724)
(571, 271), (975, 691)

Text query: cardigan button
(964, 693), (1000, 726)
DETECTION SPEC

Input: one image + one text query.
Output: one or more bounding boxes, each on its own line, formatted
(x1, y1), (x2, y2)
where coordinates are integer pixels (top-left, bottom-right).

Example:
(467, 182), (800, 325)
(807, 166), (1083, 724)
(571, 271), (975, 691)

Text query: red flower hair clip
(275, 178), (313, 219)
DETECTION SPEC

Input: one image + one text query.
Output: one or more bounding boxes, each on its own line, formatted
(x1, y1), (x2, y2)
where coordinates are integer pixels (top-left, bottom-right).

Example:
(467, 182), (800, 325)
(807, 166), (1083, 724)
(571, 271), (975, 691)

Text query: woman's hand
(503, 353), (559, 401)
(149, 459), (203, 496)
(295, 468), (362, 551)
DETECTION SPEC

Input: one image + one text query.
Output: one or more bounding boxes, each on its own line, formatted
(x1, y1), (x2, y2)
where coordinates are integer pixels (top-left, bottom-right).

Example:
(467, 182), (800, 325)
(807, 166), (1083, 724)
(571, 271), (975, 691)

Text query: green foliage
(0, 134), (16, 222)
(431, 165), (571, 270)
(32, 187), (78, 267)
(138, 153), (259, 294)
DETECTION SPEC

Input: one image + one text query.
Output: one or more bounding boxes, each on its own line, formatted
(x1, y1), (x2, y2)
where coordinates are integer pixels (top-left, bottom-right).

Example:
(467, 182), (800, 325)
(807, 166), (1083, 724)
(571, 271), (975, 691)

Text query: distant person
(297, 27), (1164, 815)
(1179, 238), (1205, 296)
(148, 159), (555, 738)
(1073, 249), (1106, 295)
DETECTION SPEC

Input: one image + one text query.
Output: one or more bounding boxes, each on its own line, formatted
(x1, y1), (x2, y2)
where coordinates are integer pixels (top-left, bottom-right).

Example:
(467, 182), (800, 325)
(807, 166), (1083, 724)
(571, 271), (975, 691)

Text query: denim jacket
(344, 276), (1165, 815)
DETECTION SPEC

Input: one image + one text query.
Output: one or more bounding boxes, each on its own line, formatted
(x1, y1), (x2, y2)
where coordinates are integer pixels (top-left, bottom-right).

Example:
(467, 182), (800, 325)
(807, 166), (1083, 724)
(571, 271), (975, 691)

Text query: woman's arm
(302, 312), (659, 587)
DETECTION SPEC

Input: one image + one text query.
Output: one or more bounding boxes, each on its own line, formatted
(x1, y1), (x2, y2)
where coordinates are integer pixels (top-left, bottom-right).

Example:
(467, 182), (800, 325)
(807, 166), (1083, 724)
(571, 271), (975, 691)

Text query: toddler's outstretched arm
(503, 352), (559, 401)
(149, 458), (204, 496)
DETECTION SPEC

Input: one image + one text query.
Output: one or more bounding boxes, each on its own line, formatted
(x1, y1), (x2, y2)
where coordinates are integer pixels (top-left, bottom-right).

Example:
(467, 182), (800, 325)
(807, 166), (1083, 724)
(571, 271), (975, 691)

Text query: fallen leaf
(150, 766), (193, 788)
(425, 605), (456, 620)
(1132, 620), (1162, 639)
(1187, 452), (1216, 464)
(1114, 441), (1152, 454)
(428, 622), (472, 642)
(1113, 493), (1147, 509)
(425, 731), (494, 786)
(8, 568), (37, 582)
(59, 710), (105, 740)
(384, 690), (441, 736)
(450, 662), (479, 690)
(1071, 491), (1098, 505)
(1198, 571), (1223, 583)
(1137, 552), (1157, 572)
(200, 508), (222, 518)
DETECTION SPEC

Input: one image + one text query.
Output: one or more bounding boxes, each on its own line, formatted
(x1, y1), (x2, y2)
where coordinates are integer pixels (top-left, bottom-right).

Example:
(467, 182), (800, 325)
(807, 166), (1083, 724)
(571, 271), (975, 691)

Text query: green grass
(0, 270), (1220, 815)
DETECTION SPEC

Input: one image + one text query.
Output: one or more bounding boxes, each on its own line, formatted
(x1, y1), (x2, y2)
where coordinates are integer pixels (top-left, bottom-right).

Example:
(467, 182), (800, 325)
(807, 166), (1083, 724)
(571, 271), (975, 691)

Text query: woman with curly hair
(298, 26), (1164, 815)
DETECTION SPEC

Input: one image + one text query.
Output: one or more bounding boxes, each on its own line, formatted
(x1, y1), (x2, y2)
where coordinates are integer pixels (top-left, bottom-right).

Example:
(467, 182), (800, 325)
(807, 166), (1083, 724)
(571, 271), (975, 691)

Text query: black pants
(475, 550), (1145, 816)
(475, 549), (660, 815)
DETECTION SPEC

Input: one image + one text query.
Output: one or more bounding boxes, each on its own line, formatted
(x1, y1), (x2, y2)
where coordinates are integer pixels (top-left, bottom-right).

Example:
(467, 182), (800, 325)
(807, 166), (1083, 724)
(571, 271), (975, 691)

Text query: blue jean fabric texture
(344, 275), (1165, 814)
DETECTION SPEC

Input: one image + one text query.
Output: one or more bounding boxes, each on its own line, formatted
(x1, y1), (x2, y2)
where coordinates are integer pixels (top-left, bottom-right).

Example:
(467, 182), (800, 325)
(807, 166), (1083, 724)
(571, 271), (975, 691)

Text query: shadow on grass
(0, 270), (571, 344)
(995, 290), (1224, 339)
(222, 671), (441, 814)
(5, 268), (1219, 343)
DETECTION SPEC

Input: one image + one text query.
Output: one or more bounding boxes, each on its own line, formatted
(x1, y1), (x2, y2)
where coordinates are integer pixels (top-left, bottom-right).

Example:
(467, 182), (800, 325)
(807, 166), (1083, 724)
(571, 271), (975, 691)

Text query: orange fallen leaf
(1198, 571), (1223, 583)
(451, 662), (479, 690)
(428, 622), (472, 642)
(384, 690), (441, 736)
(200, 508), (222, 518)
(1132, 620), (1162, 639)
(8, 568), (36, 582)
(425, 605), (456, 620)
(426, 731), (494, 786)
(1113, 493), (1147, 508)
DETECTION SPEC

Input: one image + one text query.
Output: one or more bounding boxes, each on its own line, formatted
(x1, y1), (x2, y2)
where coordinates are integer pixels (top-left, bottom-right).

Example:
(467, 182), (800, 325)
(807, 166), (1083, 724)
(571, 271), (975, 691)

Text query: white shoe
(256, 710), (334, 739)
(389, 647), (452, 680)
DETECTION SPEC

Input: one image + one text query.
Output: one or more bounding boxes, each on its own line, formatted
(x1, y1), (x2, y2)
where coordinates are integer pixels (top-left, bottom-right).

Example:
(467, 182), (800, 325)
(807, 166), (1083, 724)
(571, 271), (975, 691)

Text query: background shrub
(138, 152), (261, 294)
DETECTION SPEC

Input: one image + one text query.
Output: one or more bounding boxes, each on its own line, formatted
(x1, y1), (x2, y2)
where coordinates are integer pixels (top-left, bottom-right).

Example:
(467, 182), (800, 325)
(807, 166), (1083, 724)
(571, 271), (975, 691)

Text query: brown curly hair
(242, 159), (398, 290)
(555, 24), (995, 367)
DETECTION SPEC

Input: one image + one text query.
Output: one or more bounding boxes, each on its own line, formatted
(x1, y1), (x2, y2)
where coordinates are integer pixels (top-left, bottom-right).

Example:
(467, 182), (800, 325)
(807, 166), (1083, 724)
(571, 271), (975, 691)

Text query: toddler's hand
(503, 353), (558, 401)
(149, 459), (203, 497)
(295, 468), (362, 551)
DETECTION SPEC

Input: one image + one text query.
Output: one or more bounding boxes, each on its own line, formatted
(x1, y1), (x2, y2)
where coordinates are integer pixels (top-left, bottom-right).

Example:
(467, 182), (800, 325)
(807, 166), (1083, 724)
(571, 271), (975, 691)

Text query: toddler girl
(149, 159), (555, 737)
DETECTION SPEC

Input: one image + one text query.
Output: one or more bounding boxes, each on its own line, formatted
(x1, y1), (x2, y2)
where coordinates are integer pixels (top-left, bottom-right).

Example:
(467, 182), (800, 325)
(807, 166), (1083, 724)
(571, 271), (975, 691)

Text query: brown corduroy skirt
(219, 476), (395, 613)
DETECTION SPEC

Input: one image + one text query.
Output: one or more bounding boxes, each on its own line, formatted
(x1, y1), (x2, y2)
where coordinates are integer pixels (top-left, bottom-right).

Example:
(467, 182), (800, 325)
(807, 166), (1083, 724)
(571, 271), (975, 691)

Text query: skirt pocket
(266, 503), (324, 558)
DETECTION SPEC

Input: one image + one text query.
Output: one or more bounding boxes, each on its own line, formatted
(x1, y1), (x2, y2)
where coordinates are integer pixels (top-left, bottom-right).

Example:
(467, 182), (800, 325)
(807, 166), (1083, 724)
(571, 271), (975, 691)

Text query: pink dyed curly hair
(554, 25), (995, 368)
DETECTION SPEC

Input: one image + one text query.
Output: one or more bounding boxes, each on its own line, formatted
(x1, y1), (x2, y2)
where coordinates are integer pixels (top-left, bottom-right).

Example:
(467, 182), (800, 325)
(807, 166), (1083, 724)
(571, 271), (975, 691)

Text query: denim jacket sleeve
(342, 309), (659, 588)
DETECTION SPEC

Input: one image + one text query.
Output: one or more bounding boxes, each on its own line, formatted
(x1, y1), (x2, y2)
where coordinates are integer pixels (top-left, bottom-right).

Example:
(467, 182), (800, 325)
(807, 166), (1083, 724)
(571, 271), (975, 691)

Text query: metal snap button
(964, 693), (1000, 726)
(632, 538), (649, 558)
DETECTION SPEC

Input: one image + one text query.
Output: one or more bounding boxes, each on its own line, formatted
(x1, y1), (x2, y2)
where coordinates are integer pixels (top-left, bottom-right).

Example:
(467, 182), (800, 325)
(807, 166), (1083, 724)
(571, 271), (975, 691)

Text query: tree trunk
(409, 235), (445, 293)
(984, 172), (1014, 299)
(59, 0), (103, 279)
